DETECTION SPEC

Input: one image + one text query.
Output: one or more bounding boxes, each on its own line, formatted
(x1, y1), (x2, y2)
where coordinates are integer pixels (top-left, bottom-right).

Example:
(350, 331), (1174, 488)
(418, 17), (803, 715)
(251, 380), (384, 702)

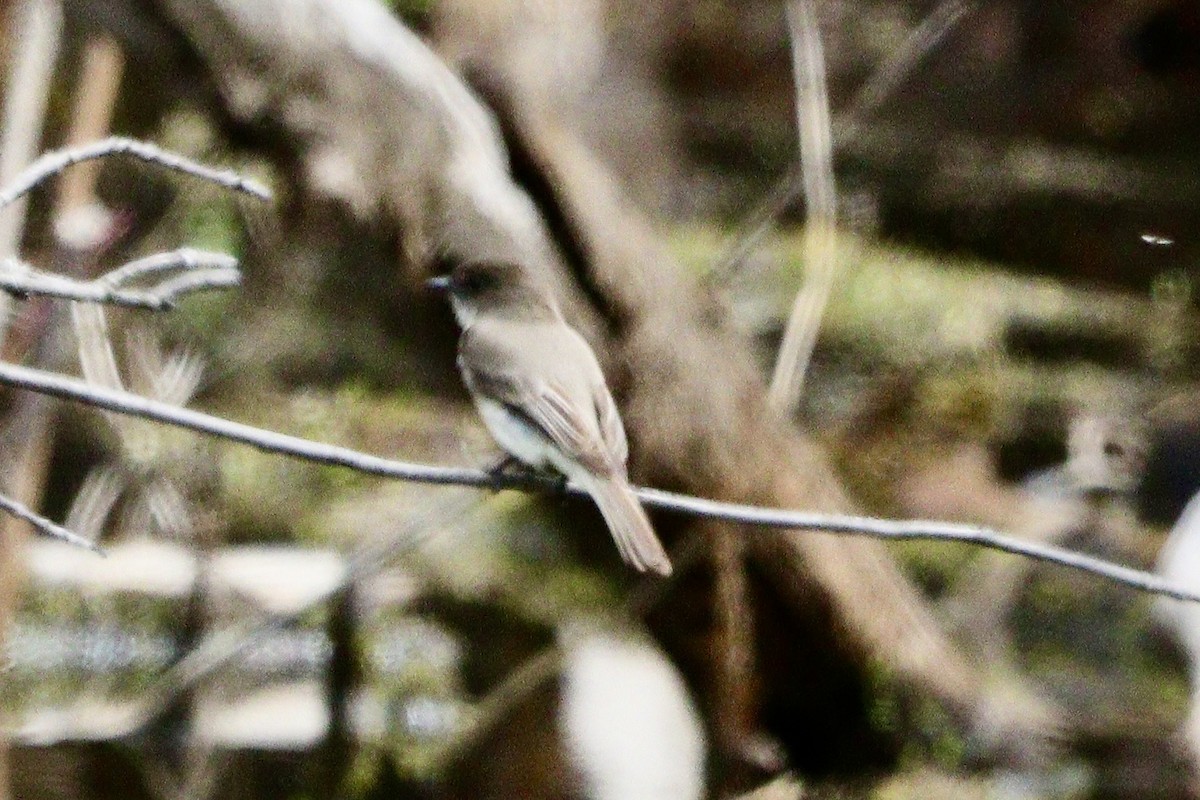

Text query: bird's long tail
(578, 471), (672, 576)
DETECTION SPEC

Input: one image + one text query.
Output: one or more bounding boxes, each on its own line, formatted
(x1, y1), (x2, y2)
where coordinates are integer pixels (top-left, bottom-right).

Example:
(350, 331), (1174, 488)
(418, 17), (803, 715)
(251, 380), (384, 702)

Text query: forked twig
(0, 249), (240, 310)
(101, 248), (239, 286)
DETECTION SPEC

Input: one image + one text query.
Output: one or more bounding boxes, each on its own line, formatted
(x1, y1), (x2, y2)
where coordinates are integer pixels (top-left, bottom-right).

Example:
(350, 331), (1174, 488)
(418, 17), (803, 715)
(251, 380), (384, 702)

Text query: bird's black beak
(425, 275), (452, 293)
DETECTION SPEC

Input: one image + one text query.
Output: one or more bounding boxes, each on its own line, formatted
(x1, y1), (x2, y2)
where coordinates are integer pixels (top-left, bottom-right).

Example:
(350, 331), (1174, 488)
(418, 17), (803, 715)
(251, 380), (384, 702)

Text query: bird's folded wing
(594, 382), (628, 466)
(460, 332), (612, 473)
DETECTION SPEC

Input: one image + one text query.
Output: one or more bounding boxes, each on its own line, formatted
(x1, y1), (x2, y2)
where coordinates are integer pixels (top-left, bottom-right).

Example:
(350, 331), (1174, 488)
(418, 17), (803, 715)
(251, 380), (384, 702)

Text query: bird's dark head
(427, 261), (558, 326)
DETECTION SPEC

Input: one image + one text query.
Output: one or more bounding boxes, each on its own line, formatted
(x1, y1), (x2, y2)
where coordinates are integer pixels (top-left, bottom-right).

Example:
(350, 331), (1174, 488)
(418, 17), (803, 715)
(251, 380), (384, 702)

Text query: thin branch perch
(0, 360), (1195, 603)
(839, 0), (974, 127)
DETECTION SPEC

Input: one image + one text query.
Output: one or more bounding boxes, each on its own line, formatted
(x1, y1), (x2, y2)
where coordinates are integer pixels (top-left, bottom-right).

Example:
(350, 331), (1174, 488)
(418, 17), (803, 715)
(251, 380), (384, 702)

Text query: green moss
(666, 226), (728, 274)
(165, 287), (238, 344)
(214, 383), (469, 544)
(670, 225), (1164, 372)
(182, 200), (242, 254)
(382, 0), (434, 25)
(891, 540), (976, 597)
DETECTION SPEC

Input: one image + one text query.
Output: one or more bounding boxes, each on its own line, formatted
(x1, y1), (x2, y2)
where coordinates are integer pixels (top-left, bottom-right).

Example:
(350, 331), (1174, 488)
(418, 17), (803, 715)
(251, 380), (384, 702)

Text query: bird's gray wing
(594, 382), (629, 467)
(459, 326), (612, 473)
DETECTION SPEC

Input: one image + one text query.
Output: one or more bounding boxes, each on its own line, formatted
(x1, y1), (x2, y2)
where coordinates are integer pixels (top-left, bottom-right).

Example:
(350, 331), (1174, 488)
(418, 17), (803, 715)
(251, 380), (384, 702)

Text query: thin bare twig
(838, 0), (974, 130)
(708, 0), (974, 284)
(0, 0), (64, 353)
(0, 137), (271, 210)
(768, 0), (839, 411)
(101, 248), (238, 287)
(138, 268), (240, 307)
(708, 161), (805, 285)
(0, 360), (1197, 603)
(0, 490), (101, 552)
(0, 0), (61, 250)
(0, 250), (240, 310)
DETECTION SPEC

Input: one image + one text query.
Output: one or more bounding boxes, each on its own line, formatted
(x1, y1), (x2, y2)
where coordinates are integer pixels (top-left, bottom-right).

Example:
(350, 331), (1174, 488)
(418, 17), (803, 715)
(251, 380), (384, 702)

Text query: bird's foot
(486, 456), (567, 493)
(487, 454), (521, 478)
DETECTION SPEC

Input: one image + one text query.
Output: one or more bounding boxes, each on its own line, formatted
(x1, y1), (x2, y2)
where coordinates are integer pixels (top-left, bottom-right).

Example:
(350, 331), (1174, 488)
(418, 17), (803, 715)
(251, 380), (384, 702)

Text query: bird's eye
(456, 265), (497, 295)
(1103, 441), (1125, 459)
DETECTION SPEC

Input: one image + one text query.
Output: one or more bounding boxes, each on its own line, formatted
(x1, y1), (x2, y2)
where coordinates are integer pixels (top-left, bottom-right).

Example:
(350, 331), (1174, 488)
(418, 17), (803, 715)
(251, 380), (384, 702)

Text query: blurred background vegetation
(2, 0), (1200, 798)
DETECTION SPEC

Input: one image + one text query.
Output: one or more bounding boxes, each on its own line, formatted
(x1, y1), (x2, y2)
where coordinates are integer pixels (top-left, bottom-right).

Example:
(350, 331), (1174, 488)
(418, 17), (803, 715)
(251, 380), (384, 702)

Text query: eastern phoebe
(428, 261), (672, 575)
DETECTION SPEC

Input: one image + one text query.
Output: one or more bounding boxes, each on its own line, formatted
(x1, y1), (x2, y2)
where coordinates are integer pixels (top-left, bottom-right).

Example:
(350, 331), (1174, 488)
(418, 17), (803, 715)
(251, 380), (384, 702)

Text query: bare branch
(0, 360), (1195, 603)
(707, 161), (803, 285)
(428, 647), (562, 768)
(0, 249), (241, 310)
(0, 490), (101, 552)
(101, 248), (239, 287)
(708, 0), (975, 285)
(768, 0), (839, 411)
(839, 0), (974, 127)
(0, 137), (271, 210)
(54, 37), (125, 219)
(137, 268), (241, 308)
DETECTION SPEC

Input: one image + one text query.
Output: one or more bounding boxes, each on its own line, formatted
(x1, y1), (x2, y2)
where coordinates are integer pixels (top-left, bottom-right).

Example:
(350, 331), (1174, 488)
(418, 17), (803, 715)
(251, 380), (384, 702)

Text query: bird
(427, 260), (672, 575)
